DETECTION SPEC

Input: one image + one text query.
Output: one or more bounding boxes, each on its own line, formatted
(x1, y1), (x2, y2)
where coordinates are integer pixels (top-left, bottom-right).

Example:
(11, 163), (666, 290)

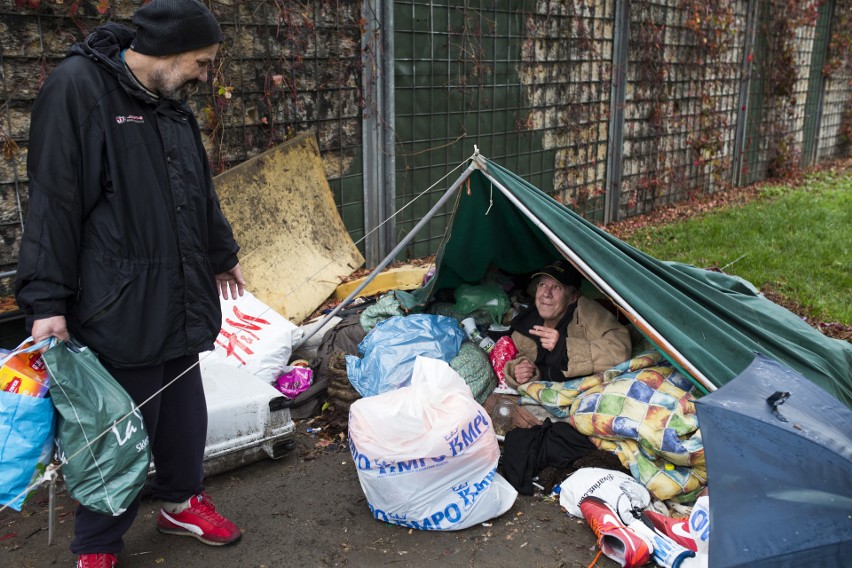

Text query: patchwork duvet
(518, 350), (706, 501)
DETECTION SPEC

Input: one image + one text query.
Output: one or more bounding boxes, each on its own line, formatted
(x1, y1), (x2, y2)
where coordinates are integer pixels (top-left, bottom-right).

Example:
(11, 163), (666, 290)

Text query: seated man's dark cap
(532, 259), (582, 289)
(131, 0), (223, 56)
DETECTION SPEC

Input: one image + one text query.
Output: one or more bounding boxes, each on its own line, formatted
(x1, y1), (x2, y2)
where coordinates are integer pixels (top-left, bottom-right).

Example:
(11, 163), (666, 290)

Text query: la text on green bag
(43, 341), (151, 516)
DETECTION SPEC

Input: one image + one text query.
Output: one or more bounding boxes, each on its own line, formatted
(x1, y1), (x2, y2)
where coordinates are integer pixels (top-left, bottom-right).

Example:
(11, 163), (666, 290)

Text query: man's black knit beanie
(131, 0), (223, 56)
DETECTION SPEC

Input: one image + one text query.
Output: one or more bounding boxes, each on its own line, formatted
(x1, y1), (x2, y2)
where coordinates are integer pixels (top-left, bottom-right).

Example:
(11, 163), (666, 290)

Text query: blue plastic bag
(0, 338), (55, 511)
(346, 314), (465, 397)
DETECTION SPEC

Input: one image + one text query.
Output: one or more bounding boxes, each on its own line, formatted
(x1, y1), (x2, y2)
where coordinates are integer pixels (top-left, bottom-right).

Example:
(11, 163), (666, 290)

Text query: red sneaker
(77, 553), (117, 568)
(157, 492), (242, 546)
(642, 509), (698, 551)
(579, 496), (652, 568)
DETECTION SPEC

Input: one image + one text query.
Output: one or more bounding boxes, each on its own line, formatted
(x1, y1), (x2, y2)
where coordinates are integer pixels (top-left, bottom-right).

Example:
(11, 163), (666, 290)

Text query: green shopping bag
(43, 340), (151, 516)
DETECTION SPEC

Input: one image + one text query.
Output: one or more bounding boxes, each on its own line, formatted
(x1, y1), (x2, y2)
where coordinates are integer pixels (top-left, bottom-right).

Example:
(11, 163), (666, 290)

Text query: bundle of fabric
(326, 351), (361, 410)
(518, 351), (706, 501)
(360, 292), (405, 332)
(450, 341), (497, 404)
(314, 314), (367, 414)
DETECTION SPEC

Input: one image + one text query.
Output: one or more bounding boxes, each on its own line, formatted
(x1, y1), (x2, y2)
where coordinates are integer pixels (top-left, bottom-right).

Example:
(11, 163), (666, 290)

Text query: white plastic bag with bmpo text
(204, 290), (302, 383)
(348, 356), (517, 531)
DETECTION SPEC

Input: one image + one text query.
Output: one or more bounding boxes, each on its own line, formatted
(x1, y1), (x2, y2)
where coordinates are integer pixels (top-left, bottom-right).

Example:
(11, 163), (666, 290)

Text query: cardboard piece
(333, 265), (431, 301)
(214, 133), (364, 323)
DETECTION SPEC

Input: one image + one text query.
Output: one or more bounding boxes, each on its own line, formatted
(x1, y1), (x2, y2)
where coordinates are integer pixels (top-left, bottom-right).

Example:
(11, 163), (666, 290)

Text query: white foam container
(199, 361), (296, 476)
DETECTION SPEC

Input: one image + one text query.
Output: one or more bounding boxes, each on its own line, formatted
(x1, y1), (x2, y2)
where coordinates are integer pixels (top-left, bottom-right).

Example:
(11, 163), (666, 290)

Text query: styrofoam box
(198, 360), (296, 476)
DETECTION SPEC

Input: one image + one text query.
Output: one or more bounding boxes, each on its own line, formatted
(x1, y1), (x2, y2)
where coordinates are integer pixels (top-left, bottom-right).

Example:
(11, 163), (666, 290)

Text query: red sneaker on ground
(579, 495), (652, 568)
(157, 492), (242, 546)
(77, 553), (117, 568)
(641, 509), (698, 551)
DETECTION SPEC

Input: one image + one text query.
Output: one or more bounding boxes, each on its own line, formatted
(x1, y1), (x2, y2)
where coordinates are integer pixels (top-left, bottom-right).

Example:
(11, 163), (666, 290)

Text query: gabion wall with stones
(0, 0), (364, 296)
(390, 0), (849, 257)
(1, 0), (850, 298)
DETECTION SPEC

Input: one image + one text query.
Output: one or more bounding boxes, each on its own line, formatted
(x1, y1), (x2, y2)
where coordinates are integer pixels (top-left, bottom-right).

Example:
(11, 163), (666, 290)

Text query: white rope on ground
(0, 151), (478, 516)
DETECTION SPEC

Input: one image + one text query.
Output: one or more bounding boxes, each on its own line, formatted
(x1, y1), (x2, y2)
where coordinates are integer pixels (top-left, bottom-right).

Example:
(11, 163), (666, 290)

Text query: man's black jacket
(15, 23), (239, 367)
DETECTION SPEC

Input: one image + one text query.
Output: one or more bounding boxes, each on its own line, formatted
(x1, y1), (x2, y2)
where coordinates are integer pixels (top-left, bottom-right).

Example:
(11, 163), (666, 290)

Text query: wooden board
(214, 133), (364, 323)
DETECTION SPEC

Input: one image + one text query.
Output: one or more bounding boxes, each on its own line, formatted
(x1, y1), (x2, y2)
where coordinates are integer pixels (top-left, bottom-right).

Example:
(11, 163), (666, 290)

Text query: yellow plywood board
(214, 133), (364, 323)
(333, 265), (431, 301)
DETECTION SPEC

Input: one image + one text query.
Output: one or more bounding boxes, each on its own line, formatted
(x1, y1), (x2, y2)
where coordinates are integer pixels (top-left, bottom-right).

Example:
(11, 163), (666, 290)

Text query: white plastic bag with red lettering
(203, 290), (302, 383)
(348, 356), (517, 531)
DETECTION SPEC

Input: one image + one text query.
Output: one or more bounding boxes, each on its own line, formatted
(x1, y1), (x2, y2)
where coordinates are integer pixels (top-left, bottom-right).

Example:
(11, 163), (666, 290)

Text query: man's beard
(150, 69), (199, 102)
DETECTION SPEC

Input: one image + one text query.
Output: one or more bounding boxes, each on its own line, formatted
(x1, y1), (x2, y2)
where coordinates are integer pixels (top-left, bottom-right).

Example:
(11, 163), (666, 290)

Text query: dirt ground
(1, 422), (624, 568)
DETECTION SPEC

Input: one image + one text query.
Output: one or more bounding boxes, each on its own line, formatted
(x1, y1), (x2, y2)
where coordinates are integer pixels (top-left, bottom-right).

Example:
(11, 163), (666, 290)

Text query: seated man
(503, 259), (631, 388)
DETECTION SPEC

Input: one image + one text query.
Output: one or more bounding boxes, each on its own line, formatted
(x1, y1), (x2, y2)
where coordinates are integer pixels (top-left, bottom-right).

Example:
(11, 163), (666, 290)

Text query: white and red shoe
(579, 495), (652, 568)
(157, 492), (242, 546)
(642, 509), (698, 551)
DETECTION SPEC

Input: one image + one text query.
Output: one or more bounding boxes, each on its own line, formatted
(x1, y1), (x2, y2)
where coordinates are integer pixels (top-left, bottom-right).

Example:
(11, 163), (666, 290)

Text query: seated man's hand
(529, 325), (560, 351)
(513, 360), (536, 384)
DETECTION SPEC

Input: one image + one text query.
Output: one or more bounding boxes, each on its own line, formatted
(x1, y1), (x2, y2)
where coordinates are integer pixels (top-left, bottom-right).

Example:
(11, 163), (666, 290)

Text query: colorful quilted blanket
(518, 350), (706, 501)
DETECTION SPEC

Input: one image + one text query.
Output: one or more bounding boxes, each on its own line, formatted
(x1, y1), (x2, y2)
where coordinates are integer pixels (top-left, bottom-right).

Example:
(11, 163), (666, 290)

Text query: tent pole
(478, 168), (717, 393)
(293, 163), (475, 350)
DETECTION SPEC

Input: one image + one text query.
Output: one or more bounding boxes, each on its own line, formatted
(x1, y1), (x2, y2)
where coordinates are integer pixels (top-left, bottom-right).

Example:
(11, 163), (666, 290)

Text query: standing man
(15, 1), (245, 566)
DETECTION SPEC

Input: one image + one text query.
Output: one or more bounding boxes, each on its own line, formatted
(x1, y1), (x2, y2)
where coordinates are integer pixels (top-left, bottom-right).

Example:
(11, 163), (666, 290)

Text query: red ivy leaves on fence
(823, 0), (852, 78)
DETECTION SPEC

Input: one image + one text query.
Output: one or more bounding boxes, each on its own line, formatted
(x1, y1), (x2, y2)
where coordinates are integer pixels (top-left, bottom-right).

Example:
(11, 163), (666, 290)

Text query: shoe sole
(157, 526), (242, 547)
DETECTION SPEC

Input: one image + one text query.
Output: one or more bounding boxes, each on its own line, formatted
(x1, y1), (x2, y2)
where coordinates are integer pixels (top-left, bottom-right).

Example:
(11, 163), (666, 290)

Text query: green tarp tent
(399, 153), (851, 406)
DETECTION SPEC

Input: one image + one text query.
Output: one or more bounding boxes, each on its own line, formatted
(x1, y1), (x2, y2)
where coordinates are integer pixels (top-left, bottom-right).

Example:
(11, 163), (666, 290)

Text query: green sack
(43, 340), (151, 516)
(452, 283), (510, 325)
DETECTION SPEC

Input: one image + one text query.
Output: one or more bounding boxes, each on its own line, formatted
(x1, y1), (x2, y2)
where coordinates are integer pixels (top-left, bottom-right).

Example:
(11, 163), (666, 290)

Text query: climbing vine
(761, 0), (822, 178)
(519, 0), (609, 210)
(679, 0), (737, 192)
(627, 4), (669, 212)
(823, 0), (852, 78)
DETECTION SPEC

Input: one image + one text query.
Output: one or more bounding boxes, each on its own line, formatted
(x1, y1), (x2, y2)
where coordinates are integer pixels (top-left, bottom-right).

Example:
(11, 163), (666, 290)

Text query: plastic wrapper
(44, 340), (150, 516)
(0, 337), (55, 511)
(274, 366), (313, 399)
(0, 338), (50, 398)
(489, 335), (518, 388)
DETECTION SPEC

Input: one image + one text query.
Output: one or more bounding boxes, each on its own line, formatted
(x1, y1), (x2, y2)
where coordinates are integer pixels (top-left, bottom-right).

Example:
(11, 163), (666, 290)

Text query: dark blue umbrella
(694, 353), (852, 567)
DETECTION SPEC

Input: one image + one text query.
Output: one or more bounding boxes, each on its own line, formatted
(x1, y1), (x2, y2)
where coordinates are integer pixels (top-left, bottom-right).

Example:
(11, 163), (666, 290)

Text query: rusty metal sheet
(214, 133), (364, 323)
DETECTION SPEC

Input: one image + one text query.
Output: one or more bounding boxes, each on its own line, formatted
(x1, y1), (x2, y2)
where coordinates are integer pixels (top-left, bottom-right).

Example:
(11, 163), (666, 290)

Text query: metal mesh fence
(817, 71), (852, 160)
(620, 0), (747, 217)
(740, 0), (822, 184)
(519, 0), (615, 223)
(393, 0), (619, 259)
(816, 0), (852, 161)
(393, 0), (553, 258)
(203, 1), (365, 242)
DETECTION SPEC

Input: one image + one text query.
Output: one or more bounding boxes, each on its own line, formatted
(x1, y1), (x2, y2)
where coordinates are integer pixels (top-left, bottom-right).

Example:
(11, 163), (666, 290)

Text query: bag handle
(0, 336), (54, 367)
